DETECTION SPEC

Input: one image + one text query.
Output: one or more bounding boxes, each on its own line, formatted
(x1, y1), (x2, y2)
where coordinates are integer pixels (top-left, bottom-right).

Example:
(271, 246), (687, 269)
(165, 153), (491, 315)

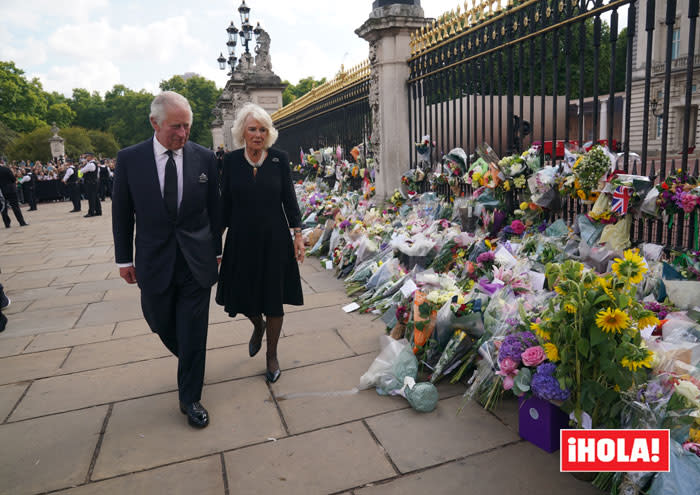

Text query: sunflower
(564, 303), (577, 314)
(554, 285), (566, 296)
(531, 322), (551, 341)
(543, 342), (560, 362)
(620, 350), (655, 372)
(612, 249), (648, 284)
(637, 314), (660, 331)
(596, 276), (616, 300)
(596, 307), (630, 334)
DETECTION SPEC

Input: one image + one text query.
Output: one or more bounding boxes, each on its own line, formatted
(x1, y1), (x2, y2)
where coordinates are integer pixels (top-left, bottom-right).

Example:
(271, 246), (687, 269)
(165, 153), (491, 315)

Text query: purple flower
(531, 372), (570, 401)
(499, 335), (525, 364)
(505, 318), (520, 328)
(477, 251), (495, 264)
(498, 332), (539, 364)
(536, 362), (557, 376)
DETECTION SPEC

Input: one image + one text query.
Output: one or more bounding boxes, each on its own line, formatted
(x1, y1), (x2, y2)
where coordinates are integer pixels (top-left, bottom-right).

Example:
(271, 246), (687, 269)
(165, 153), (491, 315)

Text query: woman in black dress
(216, 103), (305, 383)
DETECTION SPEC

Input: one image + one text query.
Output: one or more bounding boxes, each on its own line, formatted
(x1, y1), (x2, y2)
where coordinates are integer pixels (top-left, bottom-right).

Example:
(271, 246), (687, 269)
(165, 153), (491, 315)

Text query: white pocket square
(272, 157), (280, 163)
(198, 173), (208, 183)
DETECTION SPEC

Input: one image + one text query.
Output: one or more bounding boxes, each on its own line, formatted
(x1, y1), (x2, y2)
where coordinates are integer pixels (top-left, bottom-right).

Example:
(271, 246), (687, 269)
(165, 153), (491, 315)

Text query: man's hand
(119, 266), (137, 284)
(294, 236), (305, 264)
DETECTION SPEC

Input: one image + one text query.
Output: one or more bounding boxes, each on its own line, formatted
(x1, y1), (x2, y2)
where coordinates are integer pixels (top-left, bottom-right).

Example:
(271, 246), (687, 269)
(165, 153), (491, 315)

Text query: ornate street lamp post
(216, 1), (263, 75)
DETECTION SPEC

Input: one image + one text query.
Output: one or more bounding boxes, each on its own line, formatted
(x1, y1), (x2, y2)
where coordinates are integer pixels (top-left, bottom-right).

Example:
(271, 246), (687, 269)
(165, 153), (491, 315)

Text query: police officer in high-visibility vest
(62, 160), (81, 212)
(80, 151), (101, 217)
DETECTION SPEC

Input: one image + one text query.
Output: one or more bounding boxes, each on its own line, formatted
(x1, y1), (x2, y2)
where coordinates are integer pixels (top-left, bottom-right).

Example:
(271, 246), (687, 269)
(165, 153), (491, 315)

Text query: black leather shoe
(179, 401), (209, 428)
(249, 322), (265, 357)
(69, 209), (80, 213)
(84, 213), (94, 218)
(0, 313), (7, 333)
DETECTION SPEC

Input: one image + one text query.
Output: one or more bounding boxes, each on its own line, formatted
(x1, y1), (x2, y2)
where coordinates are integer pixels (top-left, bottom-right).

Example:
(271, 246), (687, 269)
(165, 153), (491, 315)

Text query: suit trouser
(25, 186), (36, 210)
(85, 180), (101, 215)
(1, 189), (27, 227)
(67, 183), (81, 211)
(140, 248), (210, 403)
(99, 179), (110, 200)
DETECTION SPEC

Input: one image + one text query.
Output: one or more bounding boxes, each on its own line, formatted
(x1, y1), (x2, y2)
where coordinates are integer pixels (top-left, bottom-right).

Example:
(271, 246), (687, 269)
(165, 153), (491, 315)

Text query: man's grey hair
(231, 103), (278, 150)
(150, 91), (193, 126)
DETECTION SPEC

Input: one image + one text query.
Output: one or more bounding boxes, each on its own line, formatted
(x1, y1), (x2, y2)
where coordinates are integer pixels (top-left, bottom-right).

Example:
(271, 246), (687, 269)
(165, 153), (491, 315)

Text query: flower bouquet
(415, 135), (434, 167)
(537, 254), (658, 428)
(571, 145), (612, 202)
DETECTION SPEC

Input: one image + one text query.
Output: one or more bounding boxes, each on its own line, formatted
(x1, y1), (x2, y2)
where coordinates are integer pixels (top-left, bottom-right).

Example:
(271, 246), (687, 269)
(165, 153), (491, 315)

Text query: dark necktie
(164, 150), (178, 222)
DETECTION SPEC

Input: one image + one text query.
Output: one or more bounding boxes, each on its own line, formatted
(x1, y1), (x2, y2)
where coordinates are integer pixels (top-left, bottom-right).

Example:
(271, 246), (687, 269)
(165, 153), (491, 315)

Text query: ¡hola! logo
(560, 430), (670, 472)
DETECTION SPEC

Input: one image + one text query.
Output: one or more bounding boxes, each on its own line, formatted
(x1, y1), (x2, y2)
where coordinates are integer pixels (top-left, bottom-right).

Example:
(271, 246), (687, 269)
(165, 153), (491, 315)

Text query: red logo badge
(560, 430), (670, 472)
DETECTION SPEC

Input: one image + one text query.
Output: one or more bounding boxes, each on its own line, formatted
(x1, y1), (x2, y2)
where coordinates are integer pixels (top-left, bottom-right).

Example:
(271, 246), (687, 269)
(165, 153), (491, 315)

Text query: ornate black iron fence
(408, 0), (699, 250)
(408, 0), (698, 167)
(272, 63), (372, 164)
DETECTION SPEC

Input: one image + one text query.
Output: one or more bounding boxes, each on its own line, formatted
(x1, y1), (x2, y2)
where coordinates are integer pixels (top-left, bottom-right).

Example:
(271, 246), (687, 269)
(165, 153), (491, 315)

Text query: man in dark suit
(112, 91), (221, 428)
(0, 163), (28, 228)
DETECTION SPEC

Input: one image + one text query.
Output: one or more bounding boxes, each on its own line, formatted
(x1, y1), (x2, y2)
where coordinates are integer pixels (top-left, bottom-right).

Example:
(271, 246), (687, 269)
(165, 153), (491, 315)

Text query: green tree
(87, 129), (120, 157)
(160, 74), (222, 148)
(59, 127), (94, 159)
(282, 76), (326, 106)
(46, 102), (76, 128)
(6, 126), (52, 162)
(0, 61), (48, 133)
(104, 84), (154, 147)
(69, 88), (108, 131)
(0, 121), (20, 159)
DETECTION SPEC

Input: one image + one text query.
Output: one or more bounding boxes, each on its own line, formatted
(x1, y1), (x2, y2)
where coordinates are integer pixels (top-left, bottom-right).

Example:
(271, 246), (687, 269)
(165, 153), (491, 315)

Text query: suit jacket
(112, 138), (222, 294)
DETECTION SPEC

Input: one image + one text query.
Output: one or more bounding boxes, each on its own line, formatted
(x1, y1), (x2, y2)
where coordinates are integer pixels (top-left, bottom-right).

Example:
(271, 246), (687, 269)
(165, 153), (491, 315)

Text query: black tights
(248, 314), (282, 372)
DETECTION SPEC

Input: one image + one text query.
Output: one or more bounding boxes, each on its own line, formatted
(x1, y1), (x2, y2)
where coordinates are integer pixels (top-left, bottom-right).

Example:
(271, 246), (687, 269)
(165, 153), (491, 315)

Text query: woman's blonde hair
(231, 102), (279, 150)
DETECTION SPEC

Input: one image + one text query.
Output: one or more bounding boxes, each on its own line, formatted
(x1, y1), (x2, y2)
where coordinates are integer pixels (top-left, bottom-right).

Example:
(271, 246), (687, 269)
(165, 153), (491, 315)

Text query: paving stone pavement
(0, 202), (602, 495)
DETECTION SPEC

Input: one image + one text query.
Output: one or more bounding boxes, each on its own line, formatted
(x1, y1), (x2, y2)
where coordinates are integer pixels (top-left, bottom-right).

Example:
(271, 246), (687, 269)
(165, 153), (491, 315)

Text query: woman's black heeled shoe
(265, 368), (281, 383)
(249, 322), (265, 357)
(265, 354), (281, 383)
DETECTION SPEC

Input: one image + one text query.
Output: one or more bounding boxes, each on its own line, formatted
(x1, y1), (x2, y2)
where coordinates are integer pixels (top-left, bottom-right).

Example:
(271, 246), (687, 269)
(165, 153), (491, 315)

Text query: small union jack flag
(611, 185), (632, 215)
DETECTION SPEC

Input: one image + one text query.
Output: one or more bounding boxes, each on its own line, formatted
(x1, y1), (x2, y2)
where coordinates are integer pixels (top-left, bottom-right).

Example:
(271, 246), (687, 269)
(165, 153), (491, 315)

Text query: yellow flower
(531, 322), (551, 341)
(543, 342), (559, 362)
(597, 277), (615, 300)
(484, 239), (492, 250)
(614, 385), (621, 392)
(596, 307), (630, 334)
(554, 285), (566, 296)
(690, 427), (700, 443)
(620, 351), (655, 372)
(612, 249), (648, 285)
(564, 303), (577, 314)
(520, 202), (529, 211)
(503, 181), (511, 191)
(472, 171), (482, 182)
(577, 189), (587, 200)
(637, 314), (660, 330)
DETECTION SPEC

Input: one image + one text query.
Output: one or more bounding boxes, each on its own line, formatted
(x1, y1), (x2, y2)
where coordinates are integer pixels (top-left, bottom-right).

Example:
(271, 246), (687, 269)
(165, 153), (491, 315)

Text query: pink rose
(521, 346), (546, 367)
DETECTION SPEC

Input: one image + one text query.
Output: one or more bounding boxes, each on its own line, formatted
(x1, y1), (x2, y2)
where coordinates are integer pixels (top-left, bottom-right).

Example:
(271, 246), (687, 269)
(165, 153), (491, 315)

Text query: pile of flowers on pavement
(291, 141), (700, 493)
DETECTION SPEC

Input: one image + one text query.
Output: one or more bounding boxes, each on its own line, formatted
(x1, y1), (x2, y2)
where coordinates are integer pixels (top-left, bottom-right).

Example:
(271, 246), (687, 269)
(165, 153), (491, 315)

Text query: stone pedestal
(48, 123), (65, 160)
(356, 2), (426, 201)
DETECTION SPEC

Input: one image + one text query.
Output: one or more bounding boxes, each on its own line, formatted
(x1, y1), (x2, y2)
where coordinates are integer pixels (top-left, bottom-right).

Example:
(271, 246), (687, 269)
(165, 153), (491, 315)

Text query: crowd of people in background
(0, 155), (115, 227)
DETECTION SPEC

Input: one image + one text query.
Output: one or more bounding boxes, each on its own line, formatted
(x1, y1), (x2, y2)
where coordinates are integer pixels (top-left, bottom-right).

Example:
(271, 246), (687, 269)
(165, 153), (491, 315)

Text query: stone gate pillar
(356, 0), (426, 200)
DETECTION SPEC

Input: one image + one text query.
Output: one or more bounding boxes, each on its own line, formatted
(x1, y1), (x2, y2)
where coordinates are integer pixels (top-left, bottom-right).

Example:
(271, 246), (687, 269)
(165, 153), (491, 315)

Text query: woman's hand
(293, 234), (305, 264)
